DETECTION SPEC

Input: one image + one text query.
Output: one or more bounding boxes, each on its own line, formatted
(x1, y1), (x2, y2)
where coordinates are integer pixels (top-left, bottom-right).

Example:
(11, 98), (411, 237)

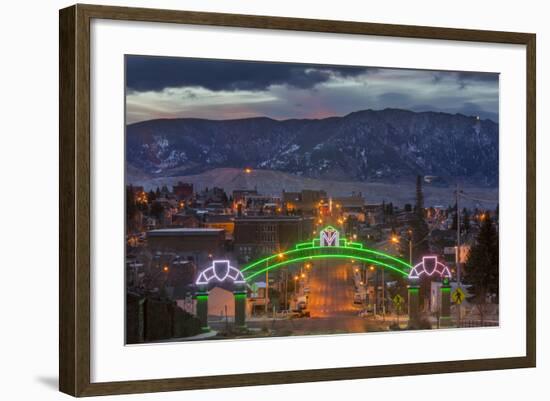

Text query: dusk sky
(126, 55), (499, 124)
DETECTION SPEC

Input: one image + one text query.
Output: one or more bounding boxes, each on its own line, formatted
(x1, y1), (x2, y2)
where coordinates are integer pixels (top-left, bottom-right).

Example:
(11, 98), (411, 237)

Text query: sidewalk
(153, 330), (219, 342)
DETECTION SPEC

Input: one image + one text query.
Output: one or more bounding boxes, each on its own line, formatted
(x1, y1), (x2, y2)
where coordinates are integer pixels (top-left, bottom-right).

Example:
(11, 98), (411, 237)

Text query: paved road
(208, 261), (390, 338)
(238, 261), (389, 337)
(308, 260), (357, 318)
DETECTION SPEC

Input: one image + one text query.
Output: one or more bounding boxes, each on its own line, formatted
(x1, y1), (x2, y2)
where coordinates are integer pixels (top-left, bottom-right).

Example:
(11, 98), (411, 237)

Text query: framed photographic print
(59, 4), (536, 397)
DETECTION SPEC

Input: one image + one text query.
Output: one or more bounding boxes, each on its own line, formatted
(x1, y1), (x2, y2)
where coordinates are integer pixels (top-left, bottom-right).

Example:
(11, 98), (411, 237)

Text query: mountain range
(126, 108), (498, 187)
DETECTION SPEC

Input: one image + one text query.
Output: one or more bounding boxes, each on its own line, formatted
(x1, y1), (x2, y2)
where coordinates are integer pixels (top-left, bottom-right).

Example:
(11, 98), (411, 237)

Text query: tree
(415, 175), (424, 218)
(150, 201), (165, 221)
(464, 212), (499, 322)
(462, 208), (471, 232)
(126, 185), (139, 233)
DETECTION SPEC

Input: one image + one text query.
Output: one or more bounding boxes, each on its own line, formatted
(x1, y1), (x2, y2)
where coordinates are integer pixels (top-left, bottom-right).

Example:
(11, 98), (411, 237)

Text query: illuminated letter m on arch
(320, 226), (340, 247)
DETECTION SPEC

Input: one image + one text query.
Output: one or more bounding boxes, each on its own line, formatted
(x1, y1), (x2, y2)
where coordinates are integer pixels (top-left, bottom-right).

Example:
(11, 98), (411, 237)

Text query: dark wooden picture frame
(59, 3), (536, 397)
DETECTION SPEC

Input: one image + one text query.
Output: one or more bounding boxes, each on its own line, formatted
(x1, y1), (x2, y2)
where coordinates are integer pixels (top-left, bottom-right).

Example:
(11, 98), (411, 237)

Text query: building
(332, 194), (364, 209)
(204, 214), (235, 240)
(242, 194), (281, 214)
(232, 189), (258, 204)
(233, 216), (314, 262)
(207, 286), (236, 318)
(172, 182), (193, 200)
(364, 203), (384, 226)
(171, 213), (201, 228)
(147, 228), (226, 267)
(282, 189), (327, 213)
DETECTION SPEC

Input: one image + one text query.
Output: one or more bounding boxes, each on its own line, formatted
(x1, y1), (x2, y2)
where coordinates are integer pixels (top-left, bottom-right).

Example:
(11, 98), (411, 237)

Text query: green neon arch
(241, 235), (412, 281)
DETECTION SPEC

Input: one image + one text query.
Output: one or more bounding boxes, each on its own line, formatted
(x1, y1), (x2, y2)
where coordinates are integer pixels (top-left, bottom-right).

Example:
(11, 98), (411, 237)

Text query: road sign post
(393, 294), (404, 326)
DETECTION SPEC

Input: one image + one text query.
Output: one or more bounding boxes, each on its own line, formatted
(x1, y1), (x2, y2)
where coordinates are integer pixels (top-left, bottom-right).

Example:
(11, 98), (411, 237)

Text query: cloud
(431, 70), (499, 90)
(125, 57), (499, 124)
(126, 55), (373, 92)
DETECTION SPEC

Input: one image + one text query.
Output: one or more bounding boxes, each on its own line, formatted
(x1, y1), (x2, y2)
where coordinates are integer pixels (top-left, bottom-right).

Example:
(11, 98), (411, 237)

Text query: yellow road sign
(452, 287), (465, 304)
(393, 294), (405, 306)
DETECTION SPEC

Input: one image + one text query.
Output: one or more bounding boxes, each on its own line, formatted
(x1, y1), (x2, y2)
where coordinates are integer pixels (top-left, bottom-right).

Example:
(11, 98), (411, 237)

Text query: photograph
(124, 55), (500, 344)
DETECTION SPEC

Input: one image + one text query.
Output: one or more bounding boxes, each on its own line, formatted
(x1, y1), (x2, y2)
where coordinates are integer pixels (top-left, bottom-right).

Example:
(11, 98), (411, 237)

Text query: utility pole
(455, 183), (462, 327)
(382, 268), (386, 319)
(284, 267), (288, 311)
(456, 183), (461, 285)
(265, 269), (269, 315)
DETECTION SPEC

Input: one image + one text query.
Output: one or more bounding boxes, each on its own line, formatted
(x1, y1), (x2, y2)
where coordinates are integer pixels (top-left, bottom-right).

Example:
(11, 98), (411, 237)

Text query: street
(209, 261), (389, 338)
(308, 260), (356, 318)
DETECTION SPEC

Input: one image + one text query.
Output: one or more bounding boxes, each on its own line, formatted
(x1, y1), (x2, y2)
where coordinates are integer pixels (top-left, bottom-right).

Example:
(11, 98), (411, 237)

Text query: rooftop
(234, 216), (309, 222)
(147, 228), (224, 237)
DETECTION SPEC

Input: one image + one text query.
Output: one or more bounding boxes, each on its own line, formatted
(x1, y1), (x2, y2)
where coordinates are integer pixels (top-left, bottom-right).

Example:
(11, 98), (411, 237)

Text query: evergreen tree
(463, 208), (471, 232)
(150, 201), (165, 221)
(126, 185), (138, 232)
(464, 212), (499, 302)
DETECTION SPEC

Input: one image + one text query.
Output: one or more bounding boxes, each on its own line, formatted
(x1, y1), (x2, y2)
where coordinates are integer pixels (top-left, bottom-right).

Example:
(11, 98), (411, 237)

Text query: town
(125, 172), (499, 343)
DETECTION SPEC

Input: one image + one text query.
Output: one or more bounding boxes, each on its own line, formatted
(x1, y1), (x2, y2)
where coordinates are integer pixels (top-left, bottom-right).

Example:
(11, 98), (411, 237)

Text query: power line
(458, 191), (498, 204)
